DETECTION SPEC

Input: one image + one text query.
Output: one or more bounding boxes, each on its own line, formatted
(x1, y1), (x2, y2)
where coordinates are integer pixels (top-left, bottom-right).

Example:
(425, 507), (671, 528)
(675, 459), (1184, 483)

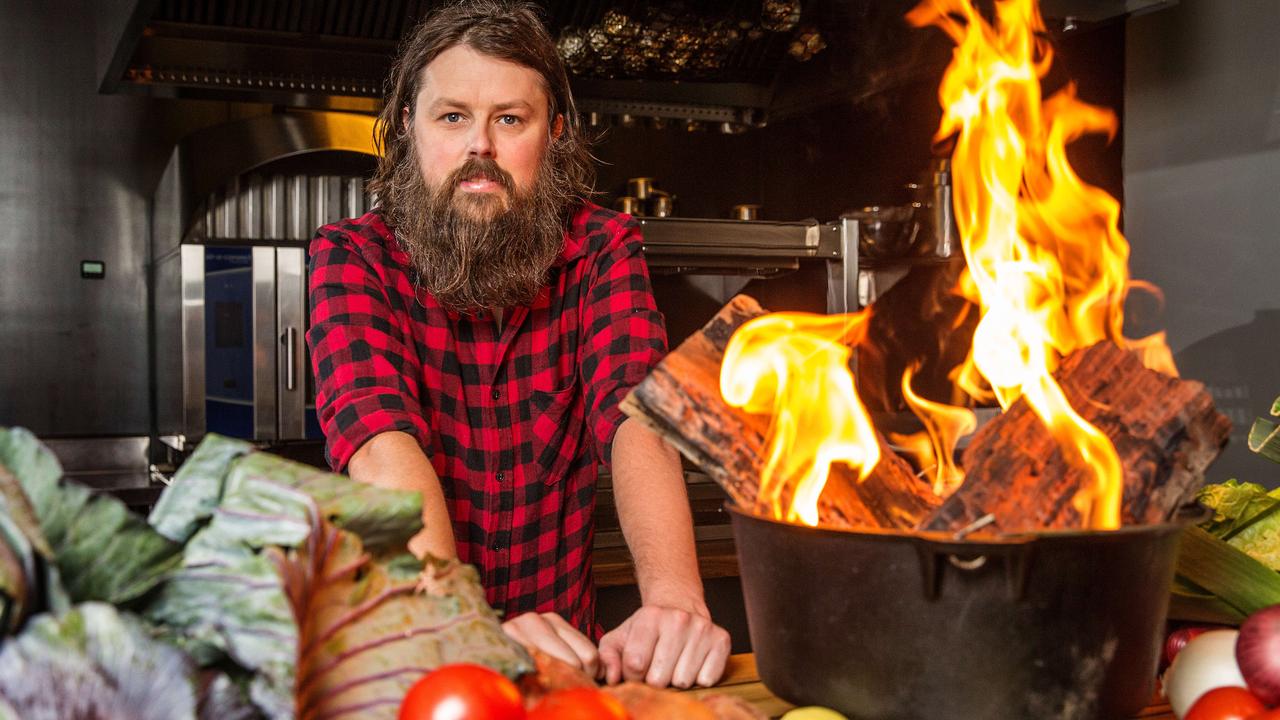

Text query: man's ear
(401, 105), (411, 134)
(551, 113), (565, 140)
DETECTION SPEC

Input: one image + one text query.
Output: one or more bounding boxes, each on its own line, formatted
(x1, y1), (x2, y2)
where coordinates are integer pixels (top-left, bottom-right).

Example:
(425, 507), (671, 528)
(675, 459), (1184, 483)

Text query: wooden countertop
(687, 654), (1176, 719)
(594, 539), (739, 587)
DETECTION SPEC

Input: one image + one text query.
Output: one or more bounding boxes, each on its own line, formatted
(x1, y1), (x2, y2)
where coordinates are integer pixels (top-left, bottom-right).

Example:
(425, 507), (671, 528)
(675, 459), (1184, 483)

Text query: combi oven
(152, 112), (377, 445)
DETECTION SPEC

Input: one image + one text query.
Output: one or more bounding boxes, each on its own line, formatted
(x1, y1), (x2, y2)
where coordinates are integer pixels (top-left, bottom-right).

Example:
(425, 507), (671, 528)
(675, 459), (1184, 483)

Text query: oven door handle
(282, 326), (298, 391)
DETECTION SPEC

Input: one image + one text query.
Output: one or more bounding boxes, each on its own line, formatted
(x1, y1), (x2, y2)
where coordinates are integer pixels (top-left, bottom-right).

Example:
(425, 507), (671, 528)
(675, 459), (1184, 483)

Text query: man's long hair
(369, 0), (595, 221)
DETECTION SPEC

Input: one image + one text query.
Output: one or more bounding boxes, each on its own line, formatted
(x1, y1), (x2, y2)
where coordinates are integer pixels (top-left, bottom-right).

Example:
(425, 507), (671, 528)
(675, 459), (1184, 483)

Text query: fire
(719, 0), (1177, 530)
(720, 311), (879, 526)
(894, 363), (975, 497)
(907, 0), (1176, 528)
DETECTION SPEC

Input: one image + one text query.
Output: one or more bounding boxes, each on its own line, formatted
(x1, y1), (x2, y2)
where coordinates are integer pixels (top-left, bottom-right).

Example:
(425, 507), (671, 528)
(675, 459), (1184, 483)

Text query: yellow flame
(899, 364), (976, 496)
(907, 0), (1176, 529)
(720, 311), (880, 526)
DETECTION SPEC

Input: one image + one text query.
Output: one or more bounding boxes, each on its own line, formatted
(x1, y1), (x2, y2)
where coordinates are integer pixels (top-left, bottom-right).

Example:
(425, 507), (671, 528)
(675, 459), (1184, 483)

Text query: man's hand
(502, 612), (600, 677)
(598, 604), (731, 689)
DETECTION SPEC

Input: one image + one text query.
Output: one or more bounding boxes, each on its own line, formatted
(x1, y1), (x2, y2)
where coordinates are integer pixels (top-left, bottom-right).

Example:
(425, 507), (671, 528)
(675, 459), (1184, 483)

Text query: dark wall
(1125, 0), (1280, 487)
(0, 0), (269, 436)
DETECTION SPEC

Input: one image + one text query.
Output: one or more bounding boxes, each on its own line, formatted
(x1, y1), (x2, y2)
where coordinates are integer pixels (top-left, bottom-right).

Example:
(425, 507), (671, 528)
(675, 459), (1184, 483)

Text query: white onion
(1162, 629), (1247, 719)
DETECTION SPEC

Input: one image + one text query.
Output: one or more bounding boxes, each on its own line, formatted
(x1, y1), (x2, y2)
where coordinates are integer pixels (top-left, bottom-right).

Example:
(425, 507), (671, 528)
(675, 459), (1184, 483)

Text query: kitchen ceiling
(99, 0), (1174, 123)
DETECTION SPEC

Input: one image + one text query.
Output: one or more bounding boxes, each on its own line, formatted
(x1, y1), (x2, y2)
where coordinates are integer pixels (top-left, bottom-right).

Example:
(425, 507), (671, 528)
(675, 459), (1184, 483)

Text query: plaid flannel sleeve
(580, 217), (669, 469)
(306, 227), (432, 471)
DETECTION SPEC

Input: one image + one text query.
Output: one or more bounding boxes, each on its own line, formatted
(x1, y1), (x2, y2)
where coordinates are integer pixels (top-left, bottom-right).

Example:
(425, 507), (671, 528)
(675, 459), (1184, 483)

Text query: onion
(1237, 604), (1280, 706)
(1164, 627), (1214, 668)
(1163, 629), (1247, 719)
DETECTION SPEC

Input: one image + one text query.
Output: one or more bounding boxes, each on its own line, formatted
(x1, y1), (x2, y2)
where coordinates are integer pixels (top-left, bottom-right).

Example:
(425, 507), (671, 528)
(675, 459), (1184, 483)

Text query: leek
(1173, 526), (1280, 622)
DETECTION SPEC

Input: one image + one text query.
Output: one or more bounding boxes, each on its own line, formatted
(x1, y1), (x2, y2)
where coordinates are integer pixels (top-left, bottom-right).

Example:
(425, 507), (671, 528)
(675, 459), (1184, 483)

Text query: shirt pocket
(529, 377), (582, 485)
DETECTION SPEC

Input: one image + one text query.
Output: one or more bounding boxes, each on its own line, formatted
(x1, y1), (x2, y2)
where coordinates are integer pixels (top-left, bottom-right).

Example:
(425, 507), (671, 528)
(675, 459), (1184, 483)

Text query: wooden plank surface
(594, 539), (739, 588)
(691, 654), (1175, 719)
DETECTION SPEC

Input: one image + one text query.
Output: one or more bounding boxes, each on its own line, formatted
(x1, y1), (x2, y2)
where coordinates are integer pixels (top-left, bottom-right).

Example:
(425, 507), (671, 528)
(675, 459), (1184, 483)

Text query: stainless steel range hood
(99, 0), (1175, 123)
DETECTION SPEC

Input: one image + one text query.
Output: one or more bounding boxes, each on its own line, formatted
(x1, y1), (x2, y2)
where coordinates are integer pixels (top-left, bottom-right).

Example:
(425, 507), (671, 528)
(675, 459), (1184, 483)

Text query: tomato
(526, 687), (629, 720)
(398, 663), (527, 720)
(1183, 686), (1266, 720)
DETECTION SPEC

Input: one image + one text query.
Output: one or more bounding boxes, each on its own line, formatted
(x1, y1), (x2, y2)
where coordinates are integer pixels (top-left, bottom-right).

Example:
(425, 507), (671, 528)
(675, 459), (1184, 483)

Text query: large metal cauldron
(729, 505), (1184, 720)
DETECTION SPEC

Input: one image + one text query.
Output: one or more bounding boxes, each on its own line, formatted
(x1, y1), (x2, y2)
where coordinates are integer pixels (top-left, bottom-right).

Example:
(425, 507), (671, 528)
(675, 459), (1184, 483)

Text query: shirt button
(496, 471), (505, 482)
(490, 388), (500, 400)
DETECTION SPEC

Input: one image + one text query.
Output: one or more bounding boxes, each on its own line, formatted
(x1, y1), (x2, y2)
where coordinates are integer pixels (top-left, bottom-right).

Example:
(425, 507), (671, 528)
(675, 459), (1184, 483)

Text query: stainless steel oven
(152, 112), (377, 444)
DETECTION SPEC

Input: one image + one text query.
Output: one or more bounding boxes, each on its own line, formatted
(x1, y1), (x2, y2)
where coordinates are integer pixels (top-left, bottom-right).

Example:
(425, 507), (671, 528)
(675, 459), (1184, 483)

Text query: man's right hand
(502, 612), (600, 678)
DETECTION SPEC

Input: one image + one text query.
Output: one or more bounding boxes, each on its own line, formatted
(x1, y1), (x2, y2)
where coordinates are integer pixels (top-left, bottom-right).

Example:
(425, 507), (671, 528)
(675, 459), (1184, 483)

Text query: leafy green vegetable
(1248, 394), (1280, 464)
(146, 434), (530, 720)
(1224, 516), (1280, 571)
(0, 602), (199, 720)
(0, 512), (33, 634)
(1168, 574), (1247, 625)
(1173, 526), (1280, 620)
(0, 462), (52, 559)
(149, 434), (255, 544)
(1, 430), (534, 719)
(1193, 396), (1280, 569)
(280, 518), (533, 720)
(145, 519), (298, 717)
(150, 434), (422, 556)
(0, 427), (182, 608)
(196, 671), (263, 720)
(1197, 479), (1280, 541)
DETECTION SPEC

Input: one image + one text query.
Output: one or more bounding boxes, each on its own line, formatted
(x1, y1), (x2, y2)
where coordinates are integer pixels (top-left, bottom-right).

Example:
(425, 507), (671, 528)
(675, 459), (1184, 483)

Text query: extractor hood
(100, 0), (1175, 125)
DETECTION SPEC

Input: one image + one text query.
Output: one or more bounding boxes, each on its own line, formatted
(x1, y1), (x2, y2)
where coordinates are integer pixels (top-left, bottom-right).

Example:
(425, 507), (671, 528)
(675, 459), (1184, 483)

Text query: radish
(1236, 604), (1280, 707)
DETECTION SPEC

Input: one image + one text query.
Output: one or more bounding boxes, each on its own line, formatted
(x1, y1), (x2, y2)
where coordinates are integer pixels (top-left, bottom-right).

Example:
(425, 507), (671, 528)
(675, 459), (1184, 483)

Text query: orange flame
(720, 311), (879, 526)
(897, 364), (976, 496)
(907, 0), (1176, 528)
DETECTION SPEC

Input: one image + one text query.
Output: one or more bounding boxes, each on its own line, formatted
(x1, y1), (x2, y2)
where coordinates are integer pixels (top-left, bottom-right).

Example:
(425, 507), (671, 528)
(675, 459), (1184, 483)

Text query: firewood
(921, 340), (1232, 533)
(621, 295), (941, 530)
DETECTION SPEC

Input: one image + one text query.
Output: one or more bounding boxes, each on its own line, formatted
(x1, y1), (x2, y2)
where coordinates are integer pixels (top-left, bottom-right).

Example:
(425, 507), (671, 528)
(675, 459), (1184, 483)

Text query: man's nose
(467, 124), (495, 158)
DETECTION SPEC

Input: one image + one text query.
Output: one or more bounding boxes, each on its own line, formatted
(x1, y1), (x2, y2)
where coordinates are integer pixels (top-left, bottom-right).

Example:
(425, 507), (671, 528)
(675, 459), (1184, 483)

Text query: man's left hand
(598, 604), (731, 689)
(502, 612), (600, 677)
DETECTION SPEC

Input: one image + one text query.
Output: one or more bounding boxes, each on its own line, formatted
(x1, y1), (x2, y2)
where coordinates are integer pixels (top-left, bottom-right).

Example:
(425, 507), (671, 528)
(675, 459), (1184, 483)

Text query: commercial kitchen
(2, 0), (1279, 718)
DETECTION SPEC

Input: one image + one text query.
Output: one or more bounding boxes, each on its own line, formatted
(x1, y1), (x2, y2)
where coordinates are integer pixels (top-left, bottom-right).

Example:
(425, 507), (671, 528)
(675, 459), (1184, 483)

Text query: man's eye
(442, 113), (463, 123)
(498, 115), (521, 126)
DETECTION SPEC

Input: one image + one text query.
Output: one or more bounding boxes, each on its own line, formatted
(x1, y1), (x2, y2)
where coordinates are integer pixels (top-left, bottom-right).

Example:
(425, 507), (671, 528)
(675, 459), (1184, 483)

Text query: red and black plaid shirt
(306, 203), (666, 634)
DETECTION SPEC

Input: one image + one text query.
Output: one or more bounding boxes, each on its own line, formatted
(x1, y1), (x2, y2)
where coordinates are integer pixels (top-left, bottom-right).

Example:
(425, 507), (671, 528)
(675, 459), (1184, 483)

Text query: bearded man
(306, 0), (730, 690)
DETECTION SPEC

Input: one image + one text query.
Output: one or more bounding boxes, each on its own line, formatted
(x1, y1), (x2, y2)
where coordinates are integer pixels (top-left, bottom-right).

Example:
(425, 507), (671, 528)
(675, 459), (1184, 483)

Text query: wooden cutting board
(686, 654), (1176, 719)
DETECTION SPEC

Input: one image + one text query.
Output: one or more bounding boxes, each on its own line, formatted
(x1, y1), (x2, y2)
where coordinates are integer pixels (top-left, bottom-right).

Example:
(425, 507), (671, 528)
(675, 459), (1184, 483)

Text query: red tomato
(1183, 686), (1266, 720)
(398, 664), (527, 720)
(527, 688), (629, 720)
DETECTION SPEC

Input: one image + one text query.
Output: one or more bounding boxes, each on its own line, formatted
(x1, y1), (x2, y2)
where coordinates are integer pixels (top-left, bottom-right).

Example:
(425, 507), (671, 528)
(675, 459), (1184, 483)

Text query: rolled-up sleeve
(307, 228), (432, 471)
(579, 220), (668, 469)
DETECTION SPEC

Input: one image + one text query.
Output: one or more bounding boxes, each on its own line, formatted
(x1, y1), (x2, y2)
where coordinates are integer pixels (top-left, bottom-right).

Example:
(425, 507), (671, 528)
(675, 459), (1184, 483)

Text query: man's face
(407, 44), (558, 217)
(388, 43), (574, 312)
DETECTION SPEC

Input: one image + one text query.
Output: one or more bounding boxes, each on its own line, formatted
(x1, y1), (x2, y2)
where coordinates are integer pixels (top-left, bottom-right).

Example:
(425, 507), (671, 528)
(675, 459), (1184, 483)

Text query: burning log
(621, 295), (942, 530)
(922, 340), (1232, 533)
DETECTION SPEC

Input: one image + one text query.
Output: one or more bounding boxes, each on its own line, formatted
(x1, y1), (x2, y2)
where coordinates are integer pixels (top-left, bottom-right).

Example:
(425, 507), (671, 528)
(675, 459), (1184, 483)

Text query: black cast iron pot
(729, 505), (1185, 720)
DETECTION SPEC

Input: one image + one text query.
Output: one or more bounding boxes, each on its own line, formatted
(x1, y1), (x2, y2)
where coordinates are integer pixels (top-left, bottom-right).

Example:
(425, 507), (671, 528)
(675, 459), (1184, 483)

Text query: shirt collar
(554, 225), (585, 268)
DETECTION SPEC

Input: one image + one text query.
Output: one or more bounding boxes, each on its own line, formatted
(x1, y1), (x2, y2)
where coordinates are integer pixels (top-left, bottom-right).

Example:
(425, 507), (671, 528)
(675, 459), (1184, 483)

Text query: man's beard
(387, 149), (571, 313)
